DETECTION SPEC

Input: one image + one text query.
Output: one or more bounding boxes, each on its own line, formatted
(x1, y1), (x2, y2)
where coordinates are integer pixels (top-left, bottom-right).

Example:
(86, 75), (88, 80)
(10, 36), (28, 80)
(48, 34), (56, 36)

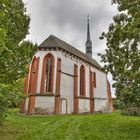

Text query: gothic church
(20, 19), (113, 115)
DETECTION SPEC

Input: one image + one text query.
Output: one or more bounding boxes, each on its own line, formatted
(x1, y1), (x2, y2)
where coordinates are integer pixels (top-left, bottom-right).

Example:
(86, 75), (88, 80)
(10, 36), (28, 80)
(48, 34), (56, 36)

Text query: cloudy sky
(23, 0), (118, 96)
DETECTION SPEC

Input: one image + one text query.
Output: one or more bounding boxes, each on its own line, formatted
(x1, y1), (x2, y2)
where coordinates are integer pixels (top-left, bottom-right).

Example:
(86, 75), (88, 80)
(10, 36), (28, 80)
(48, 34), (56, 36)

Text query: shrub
(0, 83), (23, 125)
(121, 107), (140, 116)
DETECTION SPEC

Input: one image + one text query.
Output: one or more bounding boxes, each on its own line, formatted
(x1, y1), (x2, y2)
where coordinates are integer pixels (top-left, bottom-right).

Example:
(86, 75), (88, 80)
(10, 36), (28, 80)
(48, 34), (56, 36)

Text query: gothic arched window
(41, 53), (54, 93)
(45, 54), (54, 92)
(80, 65), (86, 96)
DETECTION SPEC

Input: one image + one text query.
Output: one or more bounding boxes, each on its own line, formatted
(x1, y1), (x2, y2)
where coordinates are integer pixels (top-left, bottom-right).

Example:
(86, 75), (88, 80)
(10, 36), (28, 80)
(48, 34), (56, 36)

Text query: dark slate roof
(38, 35), (104, 71)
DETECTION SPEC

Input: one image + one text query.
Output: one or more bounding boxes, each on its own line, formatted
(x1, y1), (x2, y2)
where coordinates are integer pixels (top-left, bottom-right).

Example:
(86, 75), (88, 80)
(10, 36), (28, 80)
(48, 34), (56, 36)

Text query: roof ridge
(52, 35), (81, 51)
(52, 35), (101, 67)
(38, 35), (104, 71)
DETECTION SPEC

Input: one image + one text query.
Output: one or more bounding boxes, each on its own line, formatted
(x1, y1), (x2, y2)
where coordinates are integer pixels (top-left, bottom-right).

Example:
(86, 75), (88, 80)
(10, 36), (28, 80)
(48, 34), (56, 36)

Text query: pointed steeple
(87, 15), (90, 41)
(85, 15), (92, 58)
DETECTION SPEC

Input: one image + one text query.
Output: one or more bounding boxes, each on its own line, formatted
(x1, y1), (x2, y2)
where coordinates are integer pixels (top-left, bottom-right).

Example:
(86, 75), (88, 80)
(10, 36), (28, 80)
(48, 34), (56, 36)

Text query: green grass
(0, 109), (140, 140)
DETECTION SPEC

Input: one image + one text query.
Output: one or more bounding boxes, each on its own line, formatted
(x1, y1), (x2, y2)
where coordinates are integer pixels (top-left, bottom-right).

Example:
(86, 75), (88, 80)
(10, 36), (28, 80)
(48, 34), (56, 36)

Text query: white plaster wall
(59, 51), (90, 114)
(79, 99), (90, 113)
(33, 49), (109, 114)
(35, 96), (55, 114)
(91, 67), (107, 99)
(61, 53), (74, 75)
(90, 67), (108, 112)
(60, 74), (74, 114)
(59, 51), (77, 114)
(60, 51), (91, 98)
(24, 97), (29, 114)
(60, 51), (93, 114)
(35, 50), (92, 98)
(94, 99), (108, 112)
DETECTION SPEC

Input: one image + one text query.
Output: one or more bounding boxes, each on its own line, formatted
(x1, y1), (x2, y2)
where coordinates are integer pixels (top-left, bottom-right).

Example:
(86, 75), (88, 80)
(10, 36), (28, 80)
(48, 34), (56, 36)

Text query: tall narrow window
(80, 65), (86, 96)
(41, 53), (54, 93)
(93, 72), (96, 88)
(45, 56), (53, 92)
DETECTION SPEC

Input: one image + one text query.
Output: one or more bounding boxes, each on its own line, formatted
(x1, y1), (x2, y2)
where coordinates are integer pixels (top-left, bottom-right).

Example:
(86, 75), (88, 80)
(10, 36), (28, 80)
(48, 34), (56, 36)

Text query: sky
(23, 0), (118, 97)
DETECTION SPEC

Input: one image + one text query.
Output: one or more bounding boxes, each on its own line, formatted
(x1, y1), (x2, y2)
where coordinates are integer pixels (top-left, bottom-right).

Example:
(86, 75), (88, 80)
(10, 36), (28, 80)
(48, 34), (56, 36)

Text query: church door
(61, 98), (67, 114)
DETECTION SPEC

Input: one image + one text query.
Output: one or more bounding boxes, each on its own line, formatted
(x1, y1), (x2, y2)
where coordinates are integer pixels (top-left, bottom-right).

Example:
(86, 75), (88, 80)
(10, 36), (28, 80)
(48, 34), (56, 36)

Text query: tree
(0, 0), (37, 124)
(99, 0), (140, 115)
(0, 0), (31, 83)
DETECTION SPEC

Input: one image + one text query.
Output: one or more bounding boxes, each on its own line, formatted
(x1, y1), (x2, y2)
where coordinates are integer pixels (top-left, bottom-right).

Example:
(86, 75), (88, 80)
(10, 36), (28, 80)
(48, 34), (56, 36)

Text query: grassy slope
(0, 109), (140, 140)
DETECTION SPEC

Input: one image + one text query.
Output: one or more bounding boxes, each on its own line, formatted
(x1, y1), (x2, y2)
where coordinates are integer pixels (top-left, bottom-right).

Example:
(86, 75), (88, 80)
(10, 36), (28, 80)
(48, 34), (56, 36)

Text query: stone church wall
(90, 67), (108, 112)
(79, 99), (90, 113)
(30, 50), (109, 114)
(34, 96), (55, 114)
(60, 51), (76, 114)
(60, 50), (92, 113)
(94, 99), (108, 112)
(60, 74), (73, 114)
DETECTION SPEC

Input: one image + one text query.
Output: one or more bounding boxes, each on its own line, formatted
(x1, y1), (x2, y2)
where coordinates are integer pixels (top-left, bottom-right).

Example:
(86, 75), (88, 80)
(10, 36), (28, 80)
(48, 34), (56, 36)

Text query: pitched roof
(38, 35), (104, 71)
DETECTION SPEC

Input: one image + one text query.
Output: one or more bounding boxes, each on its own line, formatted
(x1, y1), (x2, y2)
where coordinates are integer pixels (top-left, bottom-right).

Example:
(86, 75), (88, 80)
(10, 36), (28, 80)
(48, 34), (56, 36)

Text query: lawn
(0, 109), (140, 140)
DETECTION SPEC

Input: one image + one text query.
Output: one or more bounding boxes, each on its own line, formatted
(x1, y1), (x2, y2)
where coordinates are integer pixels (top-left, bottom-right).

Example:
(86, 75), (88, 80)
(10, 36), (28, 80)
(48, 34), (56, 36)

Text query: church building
(20, 18), (113, 115)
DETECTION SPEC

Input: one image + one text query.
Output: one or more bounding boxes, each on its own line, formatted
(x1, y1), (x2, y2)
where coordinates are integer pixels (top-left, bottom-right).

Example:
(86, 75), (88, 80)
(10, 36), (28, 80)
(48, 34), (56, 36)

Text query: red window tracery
(41, 53), (54, 93)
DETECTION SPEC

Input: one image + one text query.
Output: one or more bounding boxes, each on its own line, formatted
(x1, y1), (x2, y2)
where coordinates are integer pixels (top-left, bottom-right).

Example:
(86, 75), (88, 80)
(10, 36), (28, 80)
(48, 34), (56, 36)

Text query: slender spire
(85, 15), (92, 58)
(87, 15), (90, 41)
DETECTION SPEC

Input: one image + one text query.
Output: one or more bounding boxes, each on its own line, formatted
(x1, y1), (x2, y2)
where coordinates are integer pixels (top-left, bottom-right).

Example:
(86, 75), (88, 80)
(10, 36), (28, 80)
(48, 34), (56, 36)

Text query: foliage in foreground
(99, 0), (140, 114)
(0, 109), (140, 140)
(0, 82), (23, 125)
(0, 0), (37, 124)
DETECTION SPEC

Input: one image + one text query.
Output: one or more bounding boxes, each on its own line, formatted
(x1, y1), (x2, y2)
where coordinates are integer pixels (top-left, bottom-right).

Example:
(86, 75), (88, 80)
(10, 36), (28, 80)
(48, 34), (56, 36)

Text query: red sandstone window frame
(80, 65), (86, 96)
(40, 53), (55, 94)
(93, 72), (96, 88)
(28, 56), (39, 94)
